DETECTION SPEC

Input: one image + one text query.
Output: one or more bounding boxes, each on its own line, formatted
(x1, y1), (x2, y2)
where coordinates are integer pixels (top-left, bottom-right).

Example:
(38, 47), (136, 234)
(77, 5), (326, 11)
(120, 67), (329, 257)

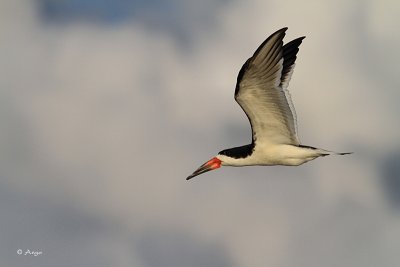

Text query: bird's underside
(217, 143), (351, 167)
(186, 28), (352, 180)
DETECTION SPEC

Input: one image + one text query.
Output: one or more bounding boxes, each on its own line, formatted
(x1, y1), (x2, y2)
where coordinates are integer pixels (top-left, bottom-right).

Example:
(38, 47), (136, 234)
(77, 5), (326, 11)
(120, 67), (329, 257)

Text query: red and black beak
(186, 157), (222, 180)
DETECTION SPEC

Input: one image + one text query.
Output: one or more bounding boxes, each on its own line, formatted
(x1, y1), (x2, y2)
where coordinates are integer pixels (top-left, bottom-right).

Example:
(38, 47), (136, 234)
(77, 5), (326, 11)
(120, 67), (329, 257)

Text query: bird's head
(186, 156), (223, 180)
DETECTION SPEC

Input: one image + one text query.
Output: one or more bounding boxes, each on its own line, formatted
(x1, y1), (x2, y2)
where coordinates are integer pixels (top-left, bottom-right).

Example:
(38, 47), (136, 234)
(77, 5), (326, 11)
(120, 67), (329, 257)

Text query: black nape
(218, 144), (255, 159)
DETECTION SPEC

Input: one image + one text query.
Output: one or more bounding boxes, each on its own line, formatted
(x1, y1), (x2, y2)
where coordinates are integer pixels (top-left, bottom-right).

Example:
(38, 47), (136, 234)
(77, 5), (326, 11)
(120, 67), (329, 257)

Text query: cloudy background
(1, 0), (400, 266)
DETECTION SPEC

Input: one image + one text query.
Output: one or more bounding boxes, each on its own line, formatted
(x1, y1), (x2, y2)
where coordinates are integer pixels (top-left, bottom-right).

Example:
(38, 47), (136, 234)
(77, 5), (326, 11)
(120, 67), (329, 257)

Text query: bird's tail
(317, 149), (353, 157)
(298, 145), (353, 157)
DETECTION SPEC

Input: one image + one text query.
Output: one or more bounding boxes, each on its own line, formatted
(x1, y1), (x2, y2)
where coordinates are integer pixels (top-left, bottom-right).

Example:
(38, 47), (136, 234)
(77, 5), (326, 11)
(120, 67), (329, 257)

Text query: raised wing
(235, 28), (305, 146)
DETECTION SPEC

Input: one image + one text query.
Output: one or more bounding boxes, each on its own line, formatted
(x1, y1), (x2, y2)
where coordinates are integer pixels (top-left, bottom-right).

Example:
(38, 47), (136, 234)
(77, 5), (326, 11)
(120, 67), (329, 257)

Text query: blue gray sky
(1, 0), (400, 266)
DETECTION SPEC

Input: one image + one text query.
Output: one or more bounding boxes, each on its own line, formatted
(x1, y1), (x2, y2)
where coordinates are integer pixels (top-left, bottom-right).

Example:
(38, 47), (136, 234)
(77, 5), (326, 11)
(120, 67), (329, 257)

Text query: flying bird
(187, 28), (351, 180)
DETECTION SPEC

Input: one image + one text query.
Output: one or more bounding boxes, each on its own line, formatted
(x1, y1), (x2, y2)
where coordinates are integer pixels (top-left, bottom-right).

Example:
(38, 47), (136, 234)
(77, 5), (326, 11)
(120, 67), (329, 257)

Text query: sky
(1, 0), (400, 266)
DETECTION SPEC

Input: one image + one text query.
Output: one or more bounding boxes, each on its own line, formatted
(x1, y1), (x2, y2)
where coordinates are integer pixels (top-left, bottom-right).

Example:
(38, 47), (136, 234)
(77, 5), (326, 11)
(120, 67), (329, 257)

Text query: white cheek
(216, 154), (241, 166)
(216, 154), (230, 166)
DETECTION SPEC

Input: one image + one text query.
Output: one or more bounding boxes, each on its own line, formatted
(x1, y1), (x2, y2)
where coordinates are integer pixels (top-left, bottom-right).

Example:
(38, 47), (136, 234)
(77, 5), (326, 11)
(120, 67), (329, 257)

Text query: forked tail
(317, 149), (353, 157)
(298, 145), (353, 157)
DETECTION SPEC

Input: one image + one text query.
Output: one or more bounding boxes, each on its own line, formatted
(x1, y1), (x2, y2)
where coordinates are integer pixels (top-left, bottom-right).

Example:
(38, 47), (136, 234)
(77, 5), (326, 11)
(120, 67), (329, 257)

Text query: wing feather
(234, 28), (305, 146)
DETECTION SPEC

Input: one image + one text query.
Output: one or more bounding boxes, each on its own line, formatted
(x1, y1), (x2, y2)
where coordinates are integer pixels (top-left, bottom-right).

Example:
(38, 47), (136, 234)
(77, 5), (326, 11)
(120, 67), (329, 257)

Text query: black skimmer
(187, 28), (352, 180)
